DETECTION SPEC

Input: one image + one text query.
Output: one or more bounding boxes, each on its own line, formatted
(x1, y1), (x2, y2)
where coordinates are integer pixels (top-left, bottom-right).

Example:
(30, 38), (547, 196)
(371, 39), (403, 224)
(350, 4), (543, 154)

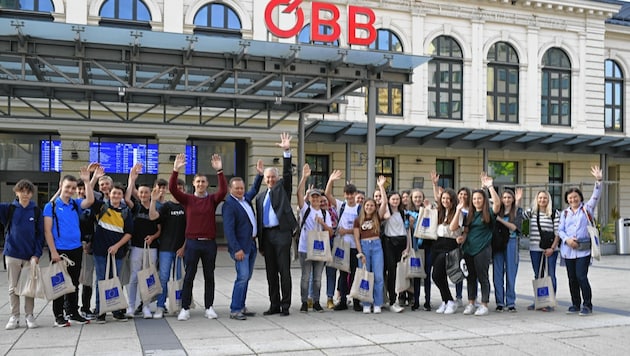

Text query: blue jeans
(325, 266), (337, 298)
(358, 239), (384, 307)
(230, 241), (257, 313)
(182, 239), (217, 310)
(530, 250), (558, 293)
(565, 255), (592, 309)
(94, 254), (123, 315)
(157, 251), (183, 309)
(493, 237), (519, 307)
(299, 252), (325, 303)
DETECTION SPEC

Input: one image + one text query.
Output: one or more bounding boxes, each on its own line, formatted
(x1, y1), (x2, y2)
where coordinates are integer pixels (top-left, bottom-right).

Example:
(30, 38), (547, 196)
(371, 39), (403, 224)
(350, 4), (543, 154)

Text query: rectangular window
(436, 159), (455, 189)
(0, 133), (61, 172)
(549, 163), (564, 211)
(376, 157), (395, 192)
(305, 154), (329, 190)
(488, 161), (518, 191)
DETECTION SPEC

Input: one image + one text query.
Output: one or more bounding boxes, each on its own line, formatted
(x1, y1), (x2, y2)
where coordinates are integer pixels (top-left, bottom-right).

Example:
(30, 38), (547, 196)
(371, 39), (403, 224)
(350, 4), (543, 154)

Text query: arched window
(367, 29), (404, 116)
(99, 0), (152, 29)
(193, 2), (242, 38)
(541, 48), (571, 126)
(0, 0), (54, 20)
(605, 59), (624, 132)
(428, 36), (463, 120)
(297, 24), (339, 46)
(487, 42), (519, 123)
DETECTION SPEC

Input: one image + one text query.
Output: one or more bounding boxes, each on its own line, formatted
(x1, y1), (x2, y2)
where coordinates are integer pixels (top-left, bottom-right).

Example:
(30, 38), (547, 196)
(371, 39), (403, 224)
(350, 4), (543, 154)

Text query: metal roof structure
(305, 121), (630, 157)
(0, 18), (429, 129)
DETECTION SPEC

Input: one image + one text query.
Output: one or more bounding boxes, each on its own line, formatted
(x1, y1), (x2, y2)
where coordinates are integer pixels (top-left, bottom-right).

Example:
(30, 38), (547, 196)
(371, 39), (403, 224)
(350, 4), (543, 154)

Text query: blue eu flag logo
(410, 258), (421, 268)
(360, 279), (370, 290)
(537, 286), (549, 297)
(146, 275), (156, 288)
(313, 240), (324, 251)
(334, 248), (344, 259)
(51, 272), (65, 288)
(105, 287), (120, 300)
(175, 290), (182, 300)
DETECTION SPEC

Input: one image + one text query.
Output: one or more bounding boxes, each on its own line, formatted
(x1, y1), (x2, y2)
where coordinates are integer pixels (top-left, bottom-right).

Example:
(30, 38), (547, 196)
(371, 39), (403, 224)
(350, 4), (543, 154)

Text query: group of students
(295, 165), (603, 318)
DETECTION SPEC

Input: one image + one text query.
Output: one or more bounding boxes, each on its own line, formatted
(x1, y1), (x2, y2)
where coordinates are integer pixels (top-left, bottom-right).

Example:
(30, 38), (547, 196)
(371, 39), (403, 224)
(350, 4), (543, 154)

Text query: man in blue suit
(223, 160), (264, 320)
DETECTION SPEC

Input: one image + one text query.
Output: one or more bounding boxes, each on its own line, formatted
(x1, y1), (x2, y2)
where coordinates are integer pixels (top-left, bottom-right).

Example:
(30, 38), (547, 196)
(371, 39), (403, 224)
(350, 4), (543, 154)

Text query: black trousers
(262, 228), (292, 310)
(52, 246), (83, 317)
(383, 235), (406, 305)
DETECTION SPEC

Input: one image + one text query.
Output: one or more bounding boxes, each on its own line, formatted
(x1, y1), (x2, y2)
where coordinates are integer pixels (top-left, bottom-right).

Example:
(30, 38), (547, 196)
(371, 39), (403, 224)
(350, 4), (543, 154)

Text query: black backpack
(492, 216), (510, 254)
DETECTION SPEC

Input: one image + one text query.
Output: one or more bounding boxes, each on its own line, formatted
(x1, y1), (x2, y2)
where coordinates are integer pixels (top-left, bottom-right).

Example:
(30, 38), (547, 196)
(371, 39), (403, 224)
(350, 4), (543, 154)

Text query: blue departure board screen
(89, 142), (159, 174)
(40, 140), (62, 172)
(185, 145), (197, 175)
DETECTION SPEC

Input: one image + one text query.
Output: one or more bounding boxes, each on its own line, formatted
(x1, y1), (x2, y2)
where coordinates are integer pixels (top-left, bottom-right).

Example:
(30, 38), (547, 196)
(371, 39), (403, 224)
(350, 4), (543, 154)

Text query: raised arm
(297, 163), (311, 209)
(585, 165), (603, 214)
(276, 132), (293, 195)
(125, 163), (143, 209)
(244, 159), (264, 202)
(430, 170), (442, 203)
(169, 153), (188, 204)
(210, 154), (228, 203)
(149, 186), (162, 221)
(377, 175), (389, 219)
(481, 172), (501, 214)
(324, 169), (342, 209)
(79, 165), (95, 209)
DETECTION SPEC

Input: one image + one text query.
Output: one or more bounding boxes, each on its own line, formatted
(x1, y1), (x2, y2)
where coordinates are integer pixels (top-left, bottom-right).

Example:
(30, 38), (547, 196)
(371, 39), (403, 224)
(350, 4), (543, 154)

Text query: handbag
(446, 247), (466, 284)
(306, 226), (332, 262)
(532, 256), (557, 310)
(406, 248), (426, 279)
(137, 242), (163, 304)
(17, 259), (46, 299)
(583, 207), (601, 261)
(536, 210), (555, 250)
(414, 207), (438, 240)
(78, 250), (94, 286)
(492, 218), (510, 254)
(168, 256), (184, 314)
(395, 256), (410, 294)
(329, 237), (350, 272)
(98, 253), (128, 315)
(349, 265), (374, 303)
(41, 254), (76, 301)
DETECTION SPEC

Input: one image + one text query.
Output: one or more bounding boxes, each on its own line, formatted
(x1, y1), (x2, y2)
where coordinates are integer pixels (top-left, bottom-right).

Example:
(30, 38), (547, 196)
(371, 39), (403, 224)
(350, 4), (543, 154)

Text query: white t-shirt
(298, 204), (332, 253)
(335, 199), (360, 249)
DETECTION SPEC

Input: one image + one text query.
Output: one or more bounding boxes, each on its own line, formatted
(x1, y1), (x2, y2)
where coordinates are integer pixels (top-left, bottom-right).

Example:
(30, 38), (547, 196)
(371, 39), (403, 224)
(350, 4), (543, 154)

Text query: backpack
(491, 216), (510, 254)
(300, 206), (327, 232)
(335, 202), (362, 235)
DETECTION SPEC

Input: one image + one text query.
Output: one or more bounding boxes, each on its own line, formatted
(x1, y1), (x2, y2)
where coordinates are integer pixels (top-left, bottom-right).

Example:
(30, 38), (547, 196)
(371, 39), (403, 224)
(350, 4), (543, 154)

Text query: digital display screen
(40, 140), (62, 172)
(185, 145), (197, 175)
(89, 142), (158, 174)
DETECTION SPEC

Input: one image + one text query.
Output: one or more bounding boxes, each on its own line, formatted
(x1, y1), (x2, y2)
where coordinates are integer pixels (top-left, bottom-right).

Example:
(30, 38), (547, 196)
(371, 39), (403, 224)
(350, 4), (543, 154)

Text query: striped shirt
(523, 209), (559, 252)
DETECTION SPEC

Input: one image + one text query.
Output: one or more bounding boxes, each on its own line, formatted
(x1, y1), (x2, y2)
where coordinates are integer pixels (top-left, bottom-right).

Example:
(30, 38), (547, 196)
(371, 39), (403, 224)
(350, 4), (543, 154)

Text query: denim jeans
(94, 254), (123, 315)
(358, 239), (384, 307)
(230, 240), (256, 313)
(182, 239), (217, 310)
(157, 251), (183, 309)
(565, 255), (592, 309)
(493, 237), (519, 307)
(127, 246), (157, 309)
(325, 266), (337, 298)
(299, 252), (325, 304)
(530, 250), (558, 293)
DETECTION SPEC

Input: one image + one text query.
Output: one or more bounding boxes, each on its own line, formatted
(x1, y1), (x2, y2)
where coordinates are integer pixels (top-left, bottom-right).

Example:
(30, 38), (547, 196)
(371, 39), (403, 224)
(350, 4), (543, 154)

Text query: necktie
(263, 191), (271, 226)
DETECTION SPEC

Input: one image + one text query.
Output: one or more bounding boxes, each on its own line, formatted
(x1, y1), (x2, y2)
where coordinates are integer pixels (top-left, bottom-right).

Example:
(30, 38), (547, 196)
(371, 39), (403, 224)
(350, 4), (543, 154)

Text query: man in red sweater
(169, 153), (227, 321)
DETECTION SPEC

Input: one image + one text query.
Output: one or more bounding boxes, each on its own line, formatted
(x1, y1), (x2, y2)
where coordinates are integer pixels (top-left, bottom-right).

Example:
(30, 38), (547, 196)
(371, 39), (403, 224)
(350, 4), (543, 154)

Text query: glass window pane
(137, 1), (150, 21)
(100, 0), (115, 17)
(194, 7), (208, 25)
(120, 0), (133, 20)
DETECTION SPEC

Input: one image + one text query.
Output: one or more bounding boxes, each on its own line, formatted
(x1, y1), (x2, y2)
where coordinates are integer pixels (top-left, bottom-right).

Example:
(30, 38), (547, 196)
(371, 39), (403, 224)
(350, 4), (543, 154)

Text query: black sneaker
(313, 303), (324, 313)
(95, 314), (106, 324)
(423, 302), (431, 311)
(54, 315), (70, 328)
(496, 306), (504, 312)
(134, 303), (144, 316)
(300, 302), (308, 313)
(508, 306), (517, 313)
(112, 311), (128, 322)
(80, 309), (97, 320)
(69, 313), (90, 325)
(333, 303), (348, 311)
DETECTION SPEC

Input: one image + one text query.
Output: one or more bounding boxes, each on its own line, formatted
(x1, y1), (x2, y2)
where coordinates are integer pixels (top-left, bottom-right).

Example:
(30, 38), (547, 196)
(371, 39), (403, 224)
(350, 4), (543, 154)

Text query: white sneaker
(205, 306), (218, 319)
(474, 305), (489, 316)
(25, 314), (38, 329)
(463, 304), (476, 315)
(142, 305), (153, 319)
(5, 316), (19, 330)
(444, 301), (458, 315)
(154, 307), (164, 319)
(177, 309), (190, 321)
(125, 306), (135, 318)
(435, 302), (447, 314)
(373, 306), (382, 314)
(390, 303), (404, 313)
(363, 305), (371, 314)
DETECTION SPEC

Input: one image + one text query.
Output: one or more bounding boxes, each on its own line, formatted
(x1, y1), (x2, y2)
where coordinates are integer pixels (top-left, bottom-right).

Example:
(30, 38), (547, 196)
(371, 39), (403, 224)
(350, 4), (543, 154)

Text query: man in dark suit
(256, 132), (298, 316)
(223, 160), (264, 320)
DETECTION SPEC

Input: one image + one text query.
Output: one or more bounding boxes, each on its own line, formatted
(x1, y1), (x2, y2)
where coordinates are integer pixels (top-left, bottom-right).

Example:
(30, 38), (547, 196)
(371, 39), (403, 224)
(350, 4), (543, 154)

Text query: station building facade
(1, 0), (629, 229)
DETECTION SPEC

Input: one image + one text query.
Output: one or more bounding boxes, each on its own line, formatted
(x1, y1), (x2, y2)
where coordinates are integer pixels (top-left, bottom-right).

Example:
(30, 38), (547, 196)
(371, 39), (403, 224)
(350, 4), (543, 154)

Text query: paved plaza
(1, 247), (629, 355)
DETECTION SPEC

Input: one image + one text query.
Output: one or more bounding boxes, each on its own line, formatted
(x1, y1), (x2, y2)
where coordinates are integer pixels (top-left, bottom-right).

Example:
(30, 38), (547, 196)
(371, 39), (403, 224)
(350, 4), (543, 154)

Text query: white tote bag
(395, 256), (410, 294)
(406, 249), (426, 279)
(41, 254), (76, 301)
(414, 207), (438, 240)
(137, 243), (163, 304)
(306, 227), (332, 262)
(349, 265), (374, 303)
(532, 257), (557, 310)
(17, 259), (46, 299)
(98, 253), (128, 315)
(329, 237), (350, 272)
(168, 257), (184, 314)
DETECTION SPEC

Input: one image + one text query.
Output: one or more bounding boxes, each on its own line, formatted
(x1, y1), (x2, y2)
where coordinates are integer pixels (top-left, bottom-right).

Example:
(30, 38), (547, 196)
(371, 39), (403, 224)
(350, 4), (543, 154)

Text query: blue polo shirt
(43, 197), (84, 250)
